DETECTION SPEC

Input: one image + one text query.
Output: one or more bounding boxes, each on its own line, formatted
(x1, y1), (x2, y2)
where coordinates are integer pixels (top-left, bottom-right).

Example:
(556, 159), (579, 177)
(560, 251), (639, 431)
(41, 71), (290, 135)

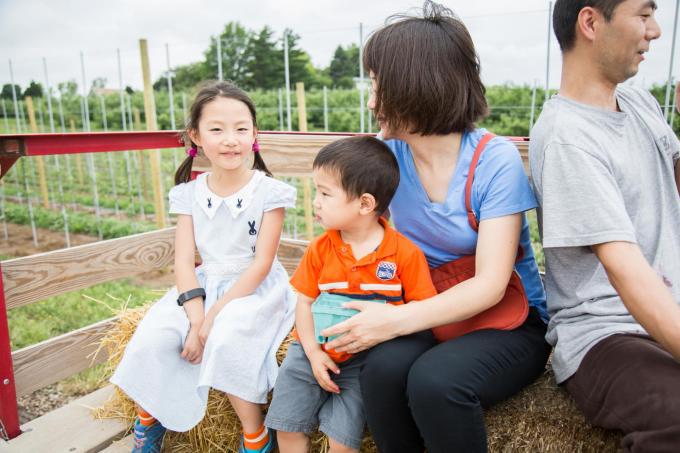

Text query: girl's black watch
(176, 288), (206, 306)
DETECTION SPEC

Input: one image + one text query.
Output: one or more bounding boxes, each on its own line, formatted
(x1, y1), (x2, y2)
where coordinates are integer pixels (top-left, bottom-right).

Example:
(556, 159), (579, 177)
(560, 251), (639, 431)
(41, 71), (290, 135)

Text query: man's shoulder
(530, 96), (623, 163)
(531, 98), (594, 147)
(616, 84), (653, 104)
(617, 84), (663, 118)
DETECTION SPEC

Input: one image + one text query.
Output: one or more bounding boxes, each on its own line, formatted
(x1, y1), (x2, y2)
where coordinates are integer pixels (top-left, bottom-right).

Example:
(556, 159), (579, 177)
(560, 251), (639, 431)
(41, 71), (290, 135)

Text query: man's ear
(358, 193), (377, 215)
(576, 6), (601, 44)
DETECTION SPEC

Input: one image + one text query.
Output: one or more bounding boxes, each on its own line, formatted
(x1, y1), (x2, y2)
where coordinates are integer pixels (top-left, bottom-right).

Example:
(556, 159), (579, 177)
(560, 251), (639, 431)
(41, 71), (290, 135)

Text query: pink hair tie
(187, 147), (197, 158)
(252, 140), (260, 153)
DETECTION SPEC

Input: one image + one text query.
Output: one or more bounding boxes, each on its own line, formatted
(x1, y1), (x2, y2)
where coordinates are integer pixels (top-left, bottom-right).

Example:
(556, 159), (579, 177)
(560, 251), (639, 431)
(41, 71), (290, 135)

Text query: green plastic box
(311, 292), (386, 344)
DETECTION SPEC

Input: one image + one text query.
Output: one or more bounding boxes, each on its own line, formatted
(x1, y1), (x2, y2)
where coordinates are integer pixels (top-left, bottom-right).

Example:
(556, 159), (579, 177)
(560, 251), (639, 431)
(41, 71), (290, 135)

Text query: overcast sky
(1, 0), (679, 96)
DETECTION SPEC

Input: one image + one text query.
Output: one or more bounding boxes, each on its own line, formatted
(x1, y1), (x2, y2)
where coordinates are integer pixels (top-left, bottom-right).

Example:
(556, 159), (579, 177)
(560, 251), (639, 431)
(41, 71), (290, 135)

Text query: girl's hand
(321, 302), (405, 353)
(308, 349), (341, 394)
(198, 311), (216, 346)
(181, 325), (204, 364)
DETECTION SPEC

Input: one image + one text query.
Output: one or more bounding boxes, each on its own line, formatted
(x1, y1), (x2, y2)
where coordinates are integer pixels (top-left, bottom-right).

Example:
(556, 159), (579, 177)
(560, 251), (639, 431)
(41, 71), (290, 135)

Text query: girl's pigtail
(252, 139), (273, 177)
(175, 144), (197, 185)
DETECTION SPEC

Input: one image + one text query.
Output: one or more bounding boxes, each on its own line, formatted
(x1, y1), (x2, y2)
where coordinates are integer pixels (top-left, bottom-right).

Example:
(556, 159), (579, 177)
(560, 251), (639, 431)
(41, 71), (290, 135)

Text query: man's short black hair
(553, 0), (628, 51)
(313, 136), (400, 215)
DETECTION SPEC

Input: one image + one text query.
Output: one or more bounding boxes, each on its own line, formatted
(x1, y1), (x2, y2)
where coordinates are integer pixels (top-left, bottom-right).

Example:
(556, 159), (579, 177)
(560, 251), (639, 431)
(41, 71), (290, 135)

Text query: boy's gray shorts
(265, 342), (366, 450)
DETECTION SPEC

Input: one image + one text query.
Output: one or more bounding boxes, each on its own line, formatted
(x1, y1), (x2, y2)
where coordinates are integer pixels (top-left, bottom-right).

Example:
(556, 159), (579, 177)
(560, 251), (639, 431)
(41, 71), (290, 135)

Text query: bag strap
(464, 132), (525, 262)
(465, 133), (495, 232)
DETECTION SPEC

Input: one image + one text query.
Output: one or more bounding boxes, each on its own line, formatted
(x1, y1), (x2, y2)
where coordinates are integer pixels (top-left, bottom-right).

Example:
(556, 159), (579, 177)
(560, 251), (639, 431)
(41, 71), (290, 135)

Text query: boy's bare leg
(276, 431), (310, 453)
(328, 437), (358, 453)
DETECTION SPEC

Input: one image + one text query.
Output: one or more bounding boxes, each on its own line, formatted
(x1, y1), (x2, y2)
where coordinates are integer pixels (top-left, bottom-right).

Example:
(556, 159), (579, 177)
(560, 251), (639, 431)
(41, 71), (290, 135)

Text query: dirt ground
(1, 222), (175, 423)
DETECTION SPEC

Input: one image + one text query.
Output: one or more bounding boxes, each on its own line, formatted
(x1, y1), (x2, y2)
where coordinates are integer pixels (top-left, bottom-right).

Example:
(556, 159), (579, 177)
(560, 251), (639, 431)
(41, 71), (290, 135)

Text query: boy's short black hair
(313, 136), (400, 215)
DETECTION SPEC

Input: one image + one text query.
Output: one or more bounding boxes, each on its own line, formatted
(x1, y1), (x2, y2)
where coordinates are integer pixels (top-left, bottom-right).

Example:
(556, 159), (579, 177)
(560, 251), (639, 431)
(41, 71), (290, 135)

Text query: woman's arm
(322, 213), (522, 353)
(198, 208), (285, 343)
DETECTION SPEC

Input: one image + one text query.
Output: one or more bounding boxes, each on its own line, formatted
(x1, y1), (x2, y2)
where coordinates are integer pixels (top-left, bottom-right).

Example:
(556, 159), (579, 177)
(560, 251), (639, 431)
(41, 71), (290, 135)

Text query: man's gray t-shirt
(529, 85), (680, 383)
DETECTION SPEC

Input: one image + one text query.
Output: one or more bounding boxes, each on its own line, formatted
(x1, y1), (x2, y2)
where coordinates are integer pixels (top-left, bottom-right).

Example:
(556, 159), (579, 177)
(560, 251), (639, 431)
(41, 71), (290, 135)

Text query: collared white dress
(111, 170), (297, 432)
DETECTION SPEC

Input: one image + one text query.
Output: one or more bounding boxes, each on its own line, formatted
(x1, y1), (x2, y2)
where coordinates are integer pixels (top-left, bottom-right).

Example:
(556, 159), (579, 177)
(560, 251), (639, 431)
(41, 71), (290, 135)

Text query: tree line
(2, 21), (361, 100)
(1, 20), (677, 137)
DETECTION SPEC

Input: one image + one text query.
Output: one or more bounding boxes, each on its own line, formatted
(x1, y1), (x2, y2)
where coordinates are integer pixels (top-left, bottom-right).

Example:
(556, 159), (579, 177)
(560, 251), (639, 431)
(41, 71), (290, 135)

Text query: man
(529, 0), (680, 451)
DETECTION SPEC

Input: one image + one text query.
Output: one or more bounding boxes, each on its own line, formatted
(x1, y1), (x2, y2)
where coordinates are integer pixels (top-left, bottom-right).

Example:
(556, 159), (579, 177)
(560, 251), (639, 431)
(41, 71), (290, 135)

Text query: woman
(320, 2), (551, 451)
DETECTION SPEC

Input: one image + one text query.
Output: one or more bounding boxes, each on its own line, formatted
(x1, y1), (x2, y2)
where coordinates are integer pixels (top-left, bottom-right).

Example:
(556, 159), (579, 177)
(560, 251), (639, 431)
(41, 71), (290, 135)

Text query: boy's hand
(181, 325), (204, 364)
(198, 311), (216, 346)
(308, 349), (341, 394)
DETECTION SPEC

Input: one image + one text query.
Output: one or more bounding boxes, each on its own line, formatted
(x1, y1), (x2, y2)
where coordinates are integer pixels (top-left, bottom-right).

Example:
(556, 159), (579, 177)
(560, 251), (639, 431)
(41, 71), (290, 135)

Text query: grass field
(8, 279), (161, 350)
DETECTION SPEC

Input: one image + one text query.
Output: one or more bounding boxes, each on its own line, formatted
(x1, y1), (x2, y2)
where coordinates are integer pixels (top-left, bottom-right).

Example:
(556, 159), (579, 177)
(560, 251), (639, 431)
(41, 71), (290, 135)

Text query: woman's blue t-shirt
(385, 128), (548, 322)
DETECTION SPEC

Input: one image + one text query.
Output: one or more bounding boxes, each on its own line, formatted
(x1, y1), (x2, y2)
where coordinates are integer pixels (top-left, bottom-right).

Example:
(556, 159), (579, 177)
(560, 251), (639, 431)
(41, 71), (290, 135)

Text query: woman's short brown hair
(364, 0), (488, 135)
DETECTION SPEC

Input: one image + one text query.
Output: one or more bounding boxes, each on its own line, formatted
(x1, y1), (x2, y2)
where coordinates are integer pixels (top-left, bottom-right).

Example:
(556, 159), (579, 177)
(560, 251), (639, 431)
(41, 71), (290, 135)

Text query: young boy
(265, 136), (437, 452)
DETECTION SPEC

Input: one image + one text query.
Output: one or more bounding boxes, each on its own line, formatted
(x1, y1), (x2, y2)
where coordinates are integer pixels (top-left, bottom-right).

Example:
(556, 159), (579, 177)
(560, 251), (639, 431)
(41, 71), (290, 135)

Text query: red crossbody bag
(429, 133), (529, 342)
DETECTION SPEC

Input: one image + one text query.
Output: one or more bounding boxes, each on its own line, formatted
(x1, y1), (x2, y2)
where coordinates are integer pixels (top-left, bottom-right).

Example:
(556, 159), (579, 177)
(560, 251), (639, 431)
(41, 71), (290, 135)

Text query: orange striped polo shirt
(290, 217), (437, 362)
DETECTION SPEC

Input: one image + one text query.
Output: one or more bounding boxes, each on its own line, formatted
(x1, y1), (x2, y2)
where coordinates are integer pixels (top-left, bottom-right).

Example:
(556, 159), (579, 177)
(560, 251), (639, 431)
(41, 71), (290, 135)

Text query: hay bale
(485, 365), (622, 452)
(95, 308), (622, 452)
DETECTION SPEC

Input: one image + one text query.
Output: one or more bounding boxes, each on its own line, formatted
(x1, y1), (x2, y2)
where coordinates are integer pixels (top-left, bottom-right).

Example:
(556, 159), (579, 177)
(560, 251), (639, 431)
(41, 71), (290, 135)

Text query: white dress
(111, 170), (297, 432)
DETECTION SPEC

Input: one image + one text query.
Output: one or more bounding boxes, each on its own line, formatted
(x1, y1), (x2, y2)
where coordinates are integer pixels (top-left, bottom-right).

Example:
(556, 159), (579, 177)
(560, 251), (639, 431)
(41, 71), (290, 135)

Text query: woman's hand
(321, 301), (406, 353)
(181, 325), (204, 364)
(198, 311), (216, 346)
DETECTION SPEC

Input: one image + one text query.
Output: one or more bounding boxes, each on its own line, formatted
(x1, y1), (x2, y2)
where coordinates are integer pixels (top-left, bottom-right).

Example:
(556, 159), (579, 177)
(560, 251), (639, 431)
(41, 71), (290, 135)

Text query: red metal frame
(0, 131), (367, 179)
(0, 131), (183, 179)
(0, 130), (530, 440)
(0, 263), (20, 440)
(0, 130), (528, 180)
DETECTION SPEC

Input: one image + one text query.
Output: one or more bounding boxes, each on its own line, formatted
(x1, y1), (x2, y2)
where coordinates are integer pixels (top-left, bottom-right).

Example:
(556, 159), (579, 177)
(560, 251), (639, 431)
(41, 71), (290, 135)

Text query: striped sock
(137, 408), (156, 427)
(243, 425), (270, 451)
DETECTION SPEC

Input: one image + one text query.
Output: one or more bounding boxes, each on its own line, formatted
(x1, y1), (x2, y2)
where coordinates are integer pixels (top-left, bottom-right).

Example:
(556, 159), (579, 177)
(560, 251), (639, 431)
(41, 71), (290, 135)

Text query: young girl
(111, 81), (296, 453)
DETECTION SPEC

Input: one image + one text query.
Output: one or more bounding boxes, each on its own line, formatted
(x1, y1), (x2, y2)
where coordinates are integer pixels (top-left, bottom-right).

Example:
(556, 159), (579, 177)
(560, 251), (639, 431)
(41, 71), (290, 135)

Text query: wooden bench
(0, 229), (306, 452)
(5, 131), (603, 453)
(0, 131), (370, 451)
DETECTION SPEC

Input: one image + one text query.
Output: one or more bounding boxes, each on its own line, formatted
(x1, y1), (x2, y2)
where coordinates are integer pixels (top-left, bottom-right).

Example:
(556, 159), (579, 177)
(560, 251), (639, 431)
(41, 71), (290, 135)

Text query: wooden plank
(2, 231), (305, 311)
(2, 228), (175, 310)
(278, 238), (308, 275)
(98, 434), (133, 453)
(192, 133), (348, 175)
(516, 142), (529, 175)
(8, 238), (306, 397)
(24, 97), (50, 209)
(12, 317), (117, 398)
(2, 386), (128, 453)
(193, 133), (530, 176)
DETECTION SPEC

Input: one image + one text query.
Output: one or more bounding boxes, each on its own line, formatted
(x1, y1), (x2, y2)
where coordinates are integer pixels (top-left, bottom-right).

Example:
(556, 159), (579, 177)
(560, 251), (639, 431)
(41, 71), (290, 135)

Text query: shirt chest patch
(376, 261), (397, 280)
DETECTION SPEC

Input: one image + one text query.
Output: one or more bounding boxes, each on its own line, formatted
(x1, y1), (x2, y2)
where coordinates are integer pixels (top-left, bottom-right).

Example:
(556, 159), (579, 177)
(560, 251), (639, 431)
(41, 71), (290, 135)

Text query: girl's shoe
(238, 428), (276, 453)
(131, 418), (166, 453)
